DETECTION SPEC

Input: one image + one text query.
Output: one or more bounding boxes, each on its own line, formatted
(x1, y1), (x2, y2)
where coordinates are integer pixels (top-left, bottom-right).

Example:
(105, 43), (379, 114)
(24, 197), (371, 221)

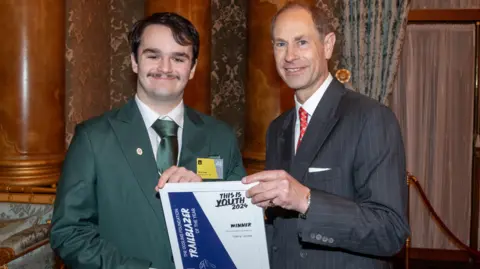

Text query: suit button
(328, 238), (334, 244)
(322, 237), (328, 243)
(315, 234), (322, 241)
(272, 246), (278, 252)
(300, 251), (307, 258)
(310, 233), (316, 239)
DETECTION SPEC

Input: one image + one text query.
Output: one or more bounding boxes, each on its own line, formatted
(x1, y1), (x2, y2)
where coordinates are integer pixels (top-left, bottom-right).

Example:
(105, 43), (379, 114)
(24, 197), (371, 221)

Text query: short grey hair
(270, 2), (335, 40)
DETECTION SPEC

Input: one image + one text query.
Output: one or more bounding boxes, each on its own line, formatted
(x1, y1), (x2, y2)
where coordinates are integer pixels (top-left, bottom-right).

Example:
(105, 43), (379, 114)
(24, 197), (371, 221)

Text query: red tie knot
(299, 107), (308, 123)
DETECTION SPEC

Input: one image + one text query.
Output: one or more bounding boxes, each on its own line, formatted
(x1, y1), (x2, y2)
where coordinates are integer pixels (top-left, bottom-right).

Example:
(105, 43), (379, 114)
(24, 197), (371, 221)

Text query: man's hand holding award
(158, 165), (270, 269)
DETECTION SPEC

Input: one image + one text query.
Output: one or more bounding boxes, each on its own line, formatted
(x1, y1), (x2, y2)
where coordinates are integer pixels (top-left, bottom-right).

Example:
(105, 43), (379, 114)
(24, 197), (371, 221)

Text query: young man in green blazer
(50, 12), (246, 269)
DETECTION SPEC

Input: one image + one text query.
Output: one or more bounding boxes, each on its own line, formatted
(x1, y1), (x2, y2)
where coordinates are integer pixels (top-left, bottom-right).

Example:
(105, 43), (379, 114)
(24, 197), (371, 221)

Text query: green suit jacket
(50, 99), (246, 269)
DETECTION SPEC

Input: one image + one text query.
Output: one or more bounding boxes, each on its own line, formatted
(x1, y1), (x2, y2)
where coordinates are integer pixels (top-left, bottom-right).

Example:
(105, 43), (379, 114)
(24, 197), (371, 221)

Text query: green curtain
(317, 0), (410, 104)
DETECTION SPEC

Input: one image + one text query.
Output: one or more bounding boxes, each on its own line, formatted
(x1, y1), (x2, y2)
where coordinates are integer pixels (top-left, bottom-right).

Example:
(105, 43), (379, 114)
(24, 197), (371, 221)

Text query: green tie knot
(152, 119), (178, 173)
(152, 119), (178, 138)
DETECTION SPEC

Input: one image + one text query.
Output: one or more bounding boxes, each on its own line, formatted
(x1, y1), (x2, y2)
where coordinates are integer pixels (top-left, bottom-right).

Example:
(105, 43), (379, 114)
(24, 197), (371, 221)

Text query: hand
(155, 166), (202, 191)
(242, 170), (310, 214)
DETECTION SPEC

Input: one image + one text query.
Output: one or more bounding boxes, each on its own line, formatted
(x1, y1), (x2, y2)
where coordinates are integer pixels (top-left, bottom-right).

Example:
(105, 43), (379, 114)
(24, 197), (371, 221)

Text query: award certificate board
(159, 181), (270, 269)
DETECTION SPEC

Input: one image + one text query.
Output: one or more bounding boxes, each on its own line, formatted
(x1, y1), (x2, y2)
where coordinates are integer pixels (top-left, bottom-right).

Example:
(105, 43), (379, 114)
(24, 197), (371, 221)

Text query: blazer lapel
(178, 107), (210, 172)
(278, 109), (295, 172)
(108, 100), (164, 222)
(290, 80), (346, 182)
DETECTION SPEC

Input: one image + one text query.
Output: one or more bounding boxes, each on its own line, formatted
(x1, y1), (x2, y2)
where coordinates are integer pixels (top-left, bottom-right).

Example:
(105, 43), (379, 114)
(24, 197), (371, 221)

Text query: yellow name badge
(196, 158), (223, 179)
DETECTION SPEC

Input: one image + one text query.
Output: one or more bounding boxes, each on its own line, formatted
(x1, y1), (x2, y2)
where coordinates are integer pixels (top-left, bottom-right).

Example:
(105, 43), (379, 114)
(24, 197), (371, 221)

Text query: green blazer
(50, 99), (246, 269)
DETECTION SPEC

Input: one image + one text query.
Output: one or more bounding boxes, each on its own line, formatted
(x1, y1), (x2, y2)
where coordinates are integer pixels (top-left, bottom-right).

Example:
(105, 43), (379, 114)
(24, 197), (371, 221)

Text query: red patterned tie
(297, 107), (308, 149)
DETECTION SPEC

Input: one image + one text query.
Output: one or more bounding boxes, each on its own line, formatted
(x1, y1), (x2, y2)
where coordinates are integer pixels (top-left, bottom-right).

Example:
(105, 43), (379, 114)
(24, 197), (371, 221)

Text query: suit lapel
(108, 100), (164, 222)
(290, 80), (346, 182)
(278, 109), (295, 172)
(178, 107), (209, 172)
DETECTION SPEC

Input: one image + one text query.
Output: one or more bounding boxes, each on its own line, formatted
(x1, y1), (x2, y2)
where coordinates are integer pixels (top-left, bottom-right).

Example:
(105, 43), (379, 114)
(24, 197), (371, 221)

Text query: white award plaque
(158, 181), (270, 269)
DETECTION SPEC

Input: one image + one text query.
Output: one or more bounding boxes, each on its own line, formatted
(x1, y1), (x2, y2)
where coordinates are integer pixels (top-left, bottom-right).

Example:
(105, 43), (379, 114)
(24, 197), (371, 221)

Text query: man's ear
(323, 32), (336, 60)
(131, 53), (138, 74)
(189, 60), (197, 80)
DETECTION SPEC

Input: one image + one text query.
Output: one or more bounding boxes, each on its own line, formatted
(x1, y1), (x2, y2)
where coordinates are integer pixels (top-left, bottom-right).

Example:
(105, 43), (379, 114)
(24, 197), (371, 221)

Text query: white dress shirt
(294, 73), (333, 153)
(135, 94), (184, 163)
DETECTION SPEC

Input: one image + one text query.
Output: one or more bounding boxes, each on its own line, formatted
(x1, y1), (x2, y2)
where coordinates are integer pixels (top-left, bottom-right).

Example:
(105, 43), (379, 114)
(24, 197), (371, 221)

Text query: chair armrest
(0, 224), (50, 266)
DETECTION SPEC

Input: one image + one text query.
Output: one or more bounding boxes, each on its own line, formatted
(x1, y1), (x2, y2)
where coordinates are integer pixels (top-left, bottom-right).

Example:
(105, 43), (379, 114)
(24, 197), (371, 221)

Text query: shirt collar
(294, 73), (333, 121)
(135, 94), (185, 129)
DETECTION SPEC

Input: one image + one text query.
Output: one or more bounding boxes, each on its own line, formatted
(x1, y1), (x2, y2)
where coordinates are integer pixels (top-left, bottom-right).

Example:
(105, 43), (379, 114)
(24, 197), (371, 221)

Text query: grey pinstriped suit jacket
(264, 79), (410, 269)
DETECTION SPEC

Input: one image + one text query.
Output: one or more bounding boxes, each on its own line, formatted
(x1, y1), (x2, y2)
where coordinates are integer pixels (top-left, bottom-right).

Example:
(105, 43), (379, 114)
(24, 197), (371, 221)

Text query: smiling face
(131, 24), (196, 107)
(272, 7), (335, 103)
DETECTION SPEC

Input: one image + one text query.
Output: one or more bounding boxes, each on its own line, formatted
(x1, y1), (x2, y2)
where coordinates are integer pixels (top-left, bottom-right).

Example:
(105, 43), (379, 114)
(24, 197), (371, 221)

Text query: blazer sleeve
(50, 124), (151, 269)
(297, 105), (410, 256)
(224, 126), (247, 181)
(264, 123), (277, 257)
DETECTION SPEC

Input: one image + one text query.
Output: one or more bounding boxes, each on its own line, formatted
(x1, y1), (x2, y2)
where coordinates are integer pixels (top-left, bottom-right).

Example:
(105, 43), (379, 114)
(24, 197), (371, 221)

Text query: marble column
(0, 0), (65, 186)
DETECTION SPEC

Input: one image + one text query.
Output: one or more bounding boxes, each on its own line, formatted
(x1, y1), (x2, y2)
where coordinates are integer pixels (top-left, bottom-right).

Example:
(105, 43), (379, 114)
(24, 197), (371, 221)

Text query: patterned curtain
(317, 0), (410, 104)
(343, 0), (409, 103)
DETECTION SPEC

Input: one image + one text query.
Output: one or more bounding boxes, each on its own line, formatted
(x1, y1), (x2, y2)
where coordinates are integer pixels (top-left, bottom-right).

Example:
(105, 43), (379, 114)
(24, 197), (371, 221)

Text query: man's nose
(285, 46), (298, 62)
(157, 57), (172, 72)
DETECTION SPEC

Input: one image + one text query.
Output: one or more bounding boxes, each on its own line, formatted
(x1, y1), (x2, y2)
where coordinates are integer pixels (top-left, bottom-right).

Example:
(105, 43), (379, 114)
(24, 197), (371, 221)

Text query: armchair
(0, 185), (58, 269)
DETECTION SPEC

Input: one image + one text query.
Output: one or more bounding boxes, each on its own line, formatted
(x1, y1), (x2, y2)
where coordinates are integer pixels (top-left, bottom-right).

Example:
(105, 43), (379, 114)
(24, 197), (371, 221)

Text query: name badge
(197, 158), (223, 179)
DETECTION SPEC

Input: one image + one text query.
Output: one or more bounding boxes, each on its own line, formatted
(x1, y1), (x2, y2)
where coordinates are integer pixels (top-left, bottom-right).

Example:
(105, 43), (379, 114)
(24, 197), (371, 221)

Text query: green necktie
(152, 119), (179, 173)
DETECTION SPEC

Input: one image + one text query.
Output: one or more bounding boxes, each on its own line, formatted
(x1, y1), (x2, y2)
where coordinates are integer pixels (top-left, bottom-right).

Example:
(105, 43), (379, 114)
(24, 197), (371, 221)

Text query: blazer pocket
(305, 167), (341, 190)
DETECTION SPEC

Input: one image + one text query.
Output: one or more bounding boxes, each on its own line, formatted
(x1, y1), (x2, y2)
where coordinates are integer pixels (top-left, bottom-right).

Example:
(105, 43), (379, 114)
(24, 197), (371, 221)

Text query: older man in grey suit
(242, 3), (410, 269)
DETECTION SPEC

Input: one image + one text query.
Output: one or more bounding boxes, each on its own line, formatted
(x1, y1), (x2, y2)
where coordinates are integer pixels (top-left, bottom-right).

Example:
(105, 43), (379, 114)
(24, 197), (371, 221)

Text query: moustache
(147, 73), (178, 79)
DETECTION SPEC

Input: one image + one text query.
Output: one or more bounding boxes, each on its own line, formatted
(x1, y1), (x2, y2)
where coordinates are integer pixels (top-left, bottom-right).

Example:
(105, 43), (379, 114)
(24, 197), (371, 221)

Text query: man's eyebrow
(172, 52), (191, 59)
(141, 48), (161, 54)
(294, 35), (306, 41)
(273, 35), (306, 43)
(141, 49), (191, 59)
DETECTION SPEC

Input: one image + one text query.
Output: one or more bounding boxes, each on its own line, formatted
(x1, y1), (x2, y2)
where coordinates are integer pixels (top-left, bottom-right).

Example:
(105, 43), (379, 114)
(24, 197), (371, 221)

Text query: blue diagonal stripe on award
(168, 192), (237, 269)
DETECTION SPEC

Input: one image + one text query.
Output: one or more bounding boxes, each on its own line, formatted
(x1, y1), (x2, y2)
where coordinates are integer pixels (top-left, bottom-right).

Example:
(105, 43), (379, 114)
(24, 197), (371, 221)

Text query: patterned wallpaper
(109, 0), (145, 109)
(211, 0), (248, 144)
(65, 0), (111, 143)
(65, 0), (143, 144)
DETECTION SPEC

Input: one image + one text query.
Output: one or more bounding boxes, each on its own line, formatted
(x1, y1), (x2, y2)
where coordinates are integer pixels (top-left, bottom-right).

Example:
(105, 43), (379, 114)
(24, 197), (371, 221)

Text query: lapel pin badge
(136, 148), (143, 155)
